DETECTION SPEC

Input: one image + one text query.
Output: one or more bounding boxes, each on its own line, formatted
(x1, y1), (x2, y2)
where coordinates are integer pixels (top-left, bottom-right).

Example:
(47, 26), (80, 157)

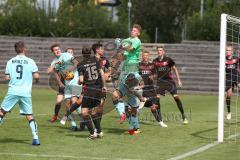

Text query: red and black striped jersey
(139, 61), (154, 85)
(225, 56), (239, 78)
(152, 56), (175, 80)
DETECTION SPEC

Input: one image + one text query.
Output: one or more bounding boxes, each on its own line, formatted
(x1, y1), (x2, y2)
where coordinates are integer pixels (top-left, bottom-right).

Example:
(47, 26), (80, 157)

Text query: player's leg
(127, 95), (141, 135)
(226, 87), (232, 120)
(91, 105), (103, 138)
(148, 98), (167, 127)
(69, 96), (79, 131)
(50, 92), (64, 122)
(81, 98), (97, 140)
(112, 89), (126, 123)
(168, 80), (188, 124)
(0, 94), (19, 124)
(19, 97), (40, 145)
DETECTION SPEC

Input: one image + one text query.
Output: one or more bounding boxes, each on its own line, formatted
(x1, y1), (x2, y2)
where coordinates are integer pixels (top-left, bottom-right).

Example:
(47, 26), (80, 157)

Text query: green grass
(0, 85), (239, 160)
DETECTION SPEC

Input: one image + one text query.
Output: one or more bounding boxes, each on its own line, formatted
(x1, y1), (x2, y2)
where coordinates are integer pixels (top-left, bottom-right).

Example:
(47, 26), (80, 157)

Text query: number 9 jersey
(5, 55), (38, 97)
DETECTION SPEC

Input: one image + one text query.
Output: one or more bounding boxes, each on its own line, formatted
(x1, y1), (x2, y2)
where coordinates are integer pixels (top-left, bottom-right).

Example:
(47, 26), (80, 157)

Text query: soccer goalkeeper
(112, 24), (142, 123)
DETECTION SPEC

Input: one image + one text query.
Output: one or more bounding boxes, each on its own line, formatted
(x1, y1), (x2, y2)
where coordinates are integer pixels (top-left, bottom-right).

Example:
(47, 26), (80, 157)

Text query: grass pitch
(0, 85), (239, 160)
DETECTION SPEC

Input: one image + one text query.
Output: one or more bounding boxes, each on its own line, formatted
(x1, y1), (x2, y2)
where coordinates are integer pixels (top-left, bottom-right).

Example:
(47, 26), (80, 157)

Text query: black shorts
(81, 85), (103, 108)
(57, 87), (64, 95)
(144, 97), (159, 108)
(156, 79), (177, 95)
(143, 85), (157, 98)
(225, 76), (240, 91)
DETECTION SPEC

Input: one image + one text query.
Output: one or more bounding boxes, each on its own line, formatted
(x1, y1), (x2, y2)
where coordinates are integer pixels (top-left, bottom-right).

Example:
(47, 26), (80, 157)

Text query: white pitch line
(0, 152), (142, 160)
(5, 113), (49, 120)
(168, 134), (239, 160)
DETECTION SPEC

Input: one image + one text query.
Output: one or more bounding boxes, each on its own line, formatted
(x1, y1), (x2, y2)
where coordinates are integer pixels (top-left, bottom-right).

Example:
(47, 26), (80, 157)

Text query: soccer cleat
(60, 116), (67, 125)
(183, 118), (189, 124)
(120, 113), (126, 124)
(159, 121), (168, 128)
(88, 133), (97, 140)
(50, 115), (58, 123)
(70, 126), (78, 131)
(32, 139), (40, 146)
(97, 132), (104, 138)
(128, 129), (135, 135)
(134, 128), (141, 134)
(226, 113), (231, 120)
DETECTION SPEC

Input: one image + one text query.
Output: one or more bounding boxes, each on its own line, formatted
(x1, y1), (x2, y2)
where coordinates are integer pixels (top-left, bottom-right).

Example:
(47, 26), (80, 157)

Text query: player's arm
(5, 74), (10, 81)
(33, 72), (40, 83)
(47, 66), (54, 74)
(53, 68), (65, 88)
(99, 69), (107, 91)
(69, 57), (79, 72)
(172, 65), (182, 87)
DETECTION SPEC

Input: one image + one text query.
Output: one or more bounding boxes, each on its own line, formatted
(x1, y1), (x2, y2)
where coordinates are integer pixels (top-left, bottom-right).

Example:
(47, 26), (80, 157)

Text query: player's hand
(178, 80), (182, 88)
(139, 96), (146, 102)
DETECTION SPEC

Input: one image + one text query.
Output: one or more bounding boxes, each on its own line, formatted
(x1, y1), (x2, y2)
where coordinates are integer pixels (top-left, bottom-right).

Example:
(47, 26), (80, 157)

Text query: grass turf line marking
(5, 113), (50, 120)
(168, 134), (239, 160)
(0, 152), (142, 160)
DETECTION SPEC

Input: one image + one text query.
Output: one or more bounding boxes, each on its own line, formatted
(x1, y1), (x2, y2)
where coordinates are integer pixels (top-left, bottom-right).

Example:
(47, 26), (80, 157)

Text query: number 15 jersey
(5, 55), (38, 97)
(78, 56), (103, 87)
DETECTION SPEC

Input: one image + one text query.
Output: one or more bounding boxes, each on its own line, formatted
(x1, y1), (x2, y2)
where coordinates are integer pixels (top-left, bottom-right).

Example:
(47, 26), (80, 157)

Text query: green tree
(187, 0), (240, 41)
(0, 0), (55, 36)
(117, 0), (199, 43)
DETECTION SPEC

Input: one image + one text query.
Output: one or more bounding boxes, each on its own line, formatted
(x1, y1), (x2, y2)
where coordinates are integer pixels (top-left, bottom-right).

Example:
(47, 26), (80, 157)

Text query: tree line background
(0, 0), (240, 43)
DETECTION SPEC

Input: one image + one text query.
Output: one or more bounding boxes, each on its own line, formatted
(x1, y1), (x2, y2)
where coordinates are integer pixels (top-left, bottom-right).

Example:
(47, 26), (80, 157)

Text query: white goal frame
(218, 13), (240, 143)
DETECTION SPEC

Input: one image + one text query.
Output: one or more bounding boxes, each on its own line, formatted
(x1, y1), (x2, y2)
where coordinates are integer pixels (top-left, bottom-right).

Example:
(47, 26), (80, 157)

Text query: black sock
(226, 97), (231, 113)
(83, 115), (94, 135)
(175, 98), (185, 120)
(54, 103), (61, 116)
(66, 102), (80, 117)
(92, 116), (101, 133)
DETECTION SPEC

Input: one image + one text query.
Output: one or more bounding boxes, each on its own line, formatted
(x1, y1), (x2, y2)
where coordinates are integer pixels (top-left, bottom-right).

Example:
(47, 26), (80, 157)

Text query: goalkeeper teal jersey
(5, 55), (38, 97)
(123, 37), (141, 72)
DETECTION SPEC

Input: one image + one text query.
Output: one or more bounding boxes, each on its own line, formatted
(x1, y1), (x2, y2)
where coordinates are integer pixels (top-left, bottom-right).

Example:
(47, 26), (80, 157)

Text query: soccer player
(78, 46), (106, 139)
(138, 51), (167, 127)
(152, 46), (188, 124)
(65, 47), (74, 55)
(225, 46), (240, 120)
(116, 72), (145, 135)
(50, 44), (80, 130)
(0, 41), (40, 145)
(112, 24), (142, 123)
(92, 43), (111, 123)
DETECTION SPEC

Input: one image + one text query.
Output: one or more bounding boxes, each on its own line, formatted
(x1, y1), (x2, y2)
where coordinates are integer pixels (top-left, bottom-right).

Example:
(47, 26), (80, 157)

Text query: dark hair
(65, 47), (74, 52)
(50, 44), (60, 52)
(156, 46), (165, 50)
(82, 46), (92, 58)
(14, 41), (25, 54)
(133, 24), (142, 33)
(142, 50), (149, 54)
(92, 43), (103, 54)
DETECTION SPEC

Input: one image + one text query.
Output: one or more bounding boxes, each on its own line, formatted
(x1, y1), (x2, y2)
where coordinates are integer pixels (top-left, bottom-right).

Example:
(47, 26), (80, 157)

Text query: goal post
(218, 13), (227, 143)
(218, 13), (240, 143)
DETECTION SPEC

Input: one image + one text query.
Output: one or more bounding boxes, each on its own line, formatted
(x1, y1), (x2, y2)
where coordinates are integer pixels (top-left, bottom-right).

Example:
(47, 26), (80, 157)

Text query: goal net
(218, 14), (240, 142)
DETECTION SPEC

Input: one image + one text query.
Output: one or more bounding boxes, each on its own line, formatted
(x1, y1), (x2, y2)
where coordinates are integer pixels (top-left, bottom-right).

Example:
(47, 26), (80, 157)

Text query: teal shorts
(1, 94), (33, 115)
(64, 84), (82, 99)
(117, 82), (140, 108)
